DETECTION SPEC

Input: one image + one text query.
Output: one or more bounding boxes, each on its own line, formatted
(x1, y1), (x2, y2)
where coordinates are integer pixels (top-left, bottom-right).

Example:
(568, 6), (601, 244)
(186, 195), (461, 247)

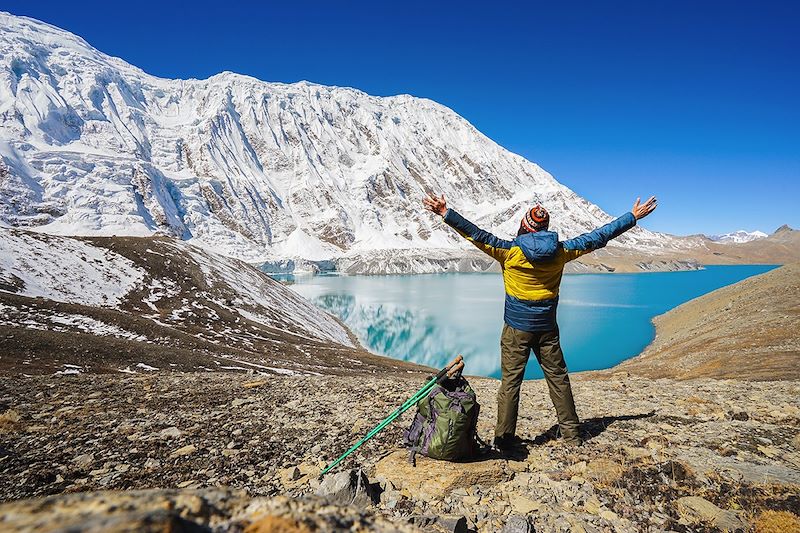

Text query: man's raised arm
(423, 194), (513, 263)
(561, 196), (658, 262)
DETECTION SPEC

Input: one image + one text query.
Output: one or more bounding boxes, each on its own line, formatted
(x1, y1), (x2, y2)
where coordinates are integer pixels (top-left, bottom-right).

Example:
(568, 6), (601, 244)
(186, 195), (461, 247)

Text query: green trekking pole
(321, 355), (464, 476)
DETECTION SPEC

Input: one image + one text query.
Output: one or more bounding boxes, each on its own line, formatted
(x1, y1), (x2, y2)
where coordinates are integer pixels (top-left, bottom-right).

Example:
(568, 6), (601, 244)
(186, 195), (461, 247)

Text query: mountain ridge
(0, 11), (675, 273)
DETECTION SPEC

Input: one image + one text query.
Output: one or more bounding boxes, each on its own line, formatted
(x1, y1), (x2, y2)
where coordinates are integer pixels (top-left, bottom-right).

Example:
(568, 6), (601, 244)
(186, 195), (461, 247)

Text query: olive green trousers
(496, 324), (580, 440)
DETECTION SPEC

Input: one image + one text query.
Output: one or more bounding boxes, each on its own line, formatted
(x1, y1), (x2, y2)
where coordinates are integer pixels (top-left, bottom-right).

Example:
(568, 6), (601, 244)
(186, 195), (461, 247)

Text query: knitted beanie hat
(520, 205), (550, 233)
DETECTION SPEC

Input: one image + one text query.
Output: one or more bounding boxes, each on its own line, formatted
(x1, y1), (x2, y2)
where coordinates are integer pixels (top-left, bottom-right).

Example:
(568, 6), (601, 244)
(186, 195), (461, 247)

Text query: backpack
(402, 374), (484, 465)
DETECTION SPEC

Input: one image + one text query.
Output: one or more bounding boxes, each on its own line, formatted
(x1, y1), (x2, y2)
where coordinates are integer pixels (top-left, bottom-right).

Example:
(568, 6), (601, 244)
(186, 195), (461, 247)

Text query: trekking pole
(320, 355), (464, 476)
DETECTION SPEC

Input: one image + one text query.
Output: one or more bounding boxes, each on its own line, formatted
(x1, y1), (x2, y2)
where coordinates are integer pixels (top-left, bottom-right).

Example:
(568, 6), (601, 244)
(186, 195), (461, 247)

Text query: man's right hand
(632, 196), (657, 220)
(423, 194), (448, 217)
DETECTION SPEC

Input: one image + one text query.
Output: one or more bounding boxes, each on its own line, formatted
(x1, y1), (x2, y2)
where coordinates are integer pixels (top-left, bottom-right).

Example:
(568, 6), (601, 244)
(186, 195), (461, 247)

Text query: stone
(462, 495), (480, 506)
(502, 514), (534, 533)
(511, 472), (534, 488)
(380, 488), (401, 509)
(757, 445), (781, 459)
(279, 465), (310, 490)
(374, 450), (511, 500)
(509, 495), (541, 514)
(599, 510), (618, 521)
(170, 444), (197, 457)
(72, 453), (94, 468)
(583, 496), (601, 514)
(437, 515), (468, 533)
(285, 466), (301, 481)
(159, 426), (182, 439)
(676, 496), (747, 532)
(231, 398), (255, 408)
(315, 469), (377, 508)
(408, 515), (438, 528)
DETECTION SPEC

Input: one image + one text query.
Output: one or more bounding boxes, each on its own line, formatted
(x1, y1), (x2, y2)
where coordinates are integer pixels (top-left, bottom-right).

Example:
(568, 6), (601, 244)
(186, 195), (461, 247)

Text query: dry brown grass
(682, 395), (713, 405)
(754, 510), (800, 533)
(245, 515), (313, 533)
(0, 409), (20, 432)
(585, 458), (625, 486)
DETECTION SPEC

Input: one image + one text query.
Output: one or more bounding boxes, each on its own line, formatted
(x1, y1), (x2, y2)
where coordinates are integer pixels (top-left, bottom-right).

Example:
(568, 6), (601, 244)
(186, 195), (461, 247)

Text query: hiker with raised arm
(423, 194), (658, 449)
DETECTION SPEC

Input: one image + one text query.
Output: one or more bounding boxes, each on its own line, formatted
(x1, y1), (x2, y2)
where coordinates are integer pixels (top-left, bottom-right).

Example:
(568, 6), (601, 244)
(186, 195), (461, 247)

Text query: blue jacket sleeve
(443, 208), (513, 262)
(561, 212), (637, 257)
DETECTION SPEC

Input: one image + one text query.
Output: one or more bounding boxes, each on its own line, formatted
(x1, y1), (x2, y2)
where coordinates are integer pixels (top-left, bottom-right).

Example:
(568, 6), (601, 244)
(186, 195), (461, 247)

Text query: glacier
(0, 12), (675, 273)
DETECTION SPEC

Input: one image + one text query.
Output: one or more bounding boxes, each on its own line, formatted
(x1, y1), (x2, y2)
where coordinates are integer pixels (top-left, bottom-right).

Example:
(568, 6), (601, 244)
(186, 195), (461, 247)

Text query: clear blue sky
(5, 0), (798, 235)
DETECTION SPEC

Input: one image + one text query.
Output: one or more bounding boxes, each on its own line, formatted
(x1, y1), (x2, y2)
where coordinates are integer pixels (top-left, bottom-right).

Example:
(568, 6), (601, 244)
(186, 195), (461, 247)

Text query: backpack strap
(408, 447), (418, 466)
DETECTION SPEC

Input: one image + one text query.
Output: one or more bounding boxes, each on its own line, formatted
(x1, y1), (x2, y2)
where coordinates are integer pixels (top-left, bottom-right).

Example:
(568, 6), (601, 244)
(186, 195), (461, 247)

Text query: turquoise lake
(286, 265), (777, 379)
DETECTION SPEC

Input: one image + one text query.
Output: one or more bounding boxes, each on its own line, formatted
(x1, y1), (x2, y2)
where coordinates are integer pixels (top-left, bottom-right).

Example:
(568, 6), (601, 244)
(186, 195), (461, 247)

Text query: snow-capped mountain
(708, 230), (768, 244)
(0, 12), (672, 271)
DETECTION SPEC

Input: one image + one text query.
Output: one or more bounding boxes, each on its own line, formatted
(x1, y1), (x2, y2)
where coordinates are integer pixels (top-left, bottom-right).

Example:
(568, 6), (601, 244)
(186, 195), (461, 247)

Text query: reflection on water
(285, 265), (777, 379)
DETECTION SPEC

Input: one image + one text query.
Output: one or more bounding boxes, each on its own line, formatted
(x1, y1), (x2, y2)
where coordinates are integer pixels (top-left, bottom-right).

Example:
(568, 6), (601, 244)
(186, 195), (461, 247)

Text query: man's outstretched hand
(423, 194), (448, 217)
(632, 196), (658, 220)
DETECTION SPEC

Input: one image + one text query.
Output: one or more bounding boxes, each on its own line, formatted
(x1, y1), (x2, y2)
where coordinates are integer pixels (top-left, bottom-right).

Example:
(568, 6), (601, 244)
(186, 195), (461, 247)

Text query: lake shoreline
(594, 262), (799, 381)
(287, 265), (779, 380)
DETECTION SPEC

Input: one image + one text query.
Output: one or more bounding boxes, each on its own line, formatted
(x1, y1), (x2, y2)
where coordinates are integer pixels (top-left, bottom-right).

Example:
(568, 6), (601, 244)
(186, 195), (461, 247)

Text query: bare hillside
(0, 228), (422, 377)
(608, 263), (799, 380)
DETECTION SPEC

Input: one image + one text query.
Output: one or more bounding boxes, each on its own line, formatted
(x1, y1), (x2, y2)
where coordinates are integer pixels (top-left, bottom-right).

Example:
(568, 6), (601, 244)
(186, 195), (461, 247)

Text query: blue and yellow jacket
(443, 209), (637, 332)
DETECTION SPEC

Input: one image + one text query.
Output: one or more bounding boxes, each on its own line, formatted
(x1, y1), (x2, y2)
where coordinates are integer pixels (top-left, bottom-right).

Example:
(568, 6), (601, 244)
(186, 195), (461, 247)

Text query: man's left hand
(632, 196), (657, 220)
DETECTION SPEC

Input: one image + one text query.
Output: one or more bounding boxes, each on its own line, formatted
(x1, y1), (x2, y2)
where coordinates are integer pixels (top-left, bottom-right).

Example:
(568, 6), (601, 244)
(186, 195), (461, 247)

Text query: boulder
(373, 450), (511, 500)
(408, 515), (467, 533)
(315, 469), (377, 508)
(502, 514), (534, 533)
(0, 488), (249, 532)
(676, 496), (746, 532)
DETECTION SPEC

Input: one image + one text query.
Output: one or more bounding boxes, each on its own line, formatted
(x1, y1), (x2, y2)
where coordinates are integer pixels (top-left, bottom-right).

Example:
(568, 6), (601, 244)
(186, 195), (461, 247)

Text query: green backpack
(402, 375), (483, 465)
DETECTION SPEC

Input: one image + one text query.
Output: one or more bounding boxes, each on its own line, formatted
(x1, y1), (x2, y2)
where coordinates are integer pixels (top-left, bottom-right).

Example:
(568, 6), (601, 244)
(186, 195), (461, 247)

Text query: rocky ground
(1, 371), (798, 532)
(2, 230), (799, 531)
(609, 263), (799, 380)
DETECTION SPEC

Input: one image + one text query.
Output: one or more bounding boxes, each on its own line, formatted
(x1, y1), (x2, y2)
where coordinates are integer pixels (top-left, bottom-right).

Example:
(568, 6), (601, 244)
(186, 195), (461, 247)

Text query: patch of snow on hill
(0, 228), (145, 306)
(176, 242), (354, 346)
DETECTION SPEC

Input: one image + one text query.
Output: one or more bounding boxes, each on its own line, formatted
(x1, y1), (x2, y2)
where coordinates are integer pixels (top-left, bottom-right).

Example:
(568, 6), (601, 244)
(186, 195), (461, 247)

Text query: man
(423, 193), (657, 449)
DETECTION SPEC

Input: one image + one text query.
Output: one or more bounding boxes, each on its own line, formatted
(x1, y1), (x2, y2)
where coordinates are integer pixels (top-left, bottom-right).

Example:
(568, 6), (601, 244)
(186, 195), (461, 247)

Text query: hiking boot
(562, 436), (584, 447)
(493, 434), (524, 452)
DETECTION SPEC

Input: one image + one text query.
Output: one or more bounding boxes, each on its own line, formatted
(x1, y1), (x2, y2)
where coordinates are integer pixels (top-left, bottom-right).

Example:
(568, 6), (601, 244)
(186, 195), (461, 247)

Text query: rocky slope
(609, 263), (800, 380)
(0, 227), (421, 376)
